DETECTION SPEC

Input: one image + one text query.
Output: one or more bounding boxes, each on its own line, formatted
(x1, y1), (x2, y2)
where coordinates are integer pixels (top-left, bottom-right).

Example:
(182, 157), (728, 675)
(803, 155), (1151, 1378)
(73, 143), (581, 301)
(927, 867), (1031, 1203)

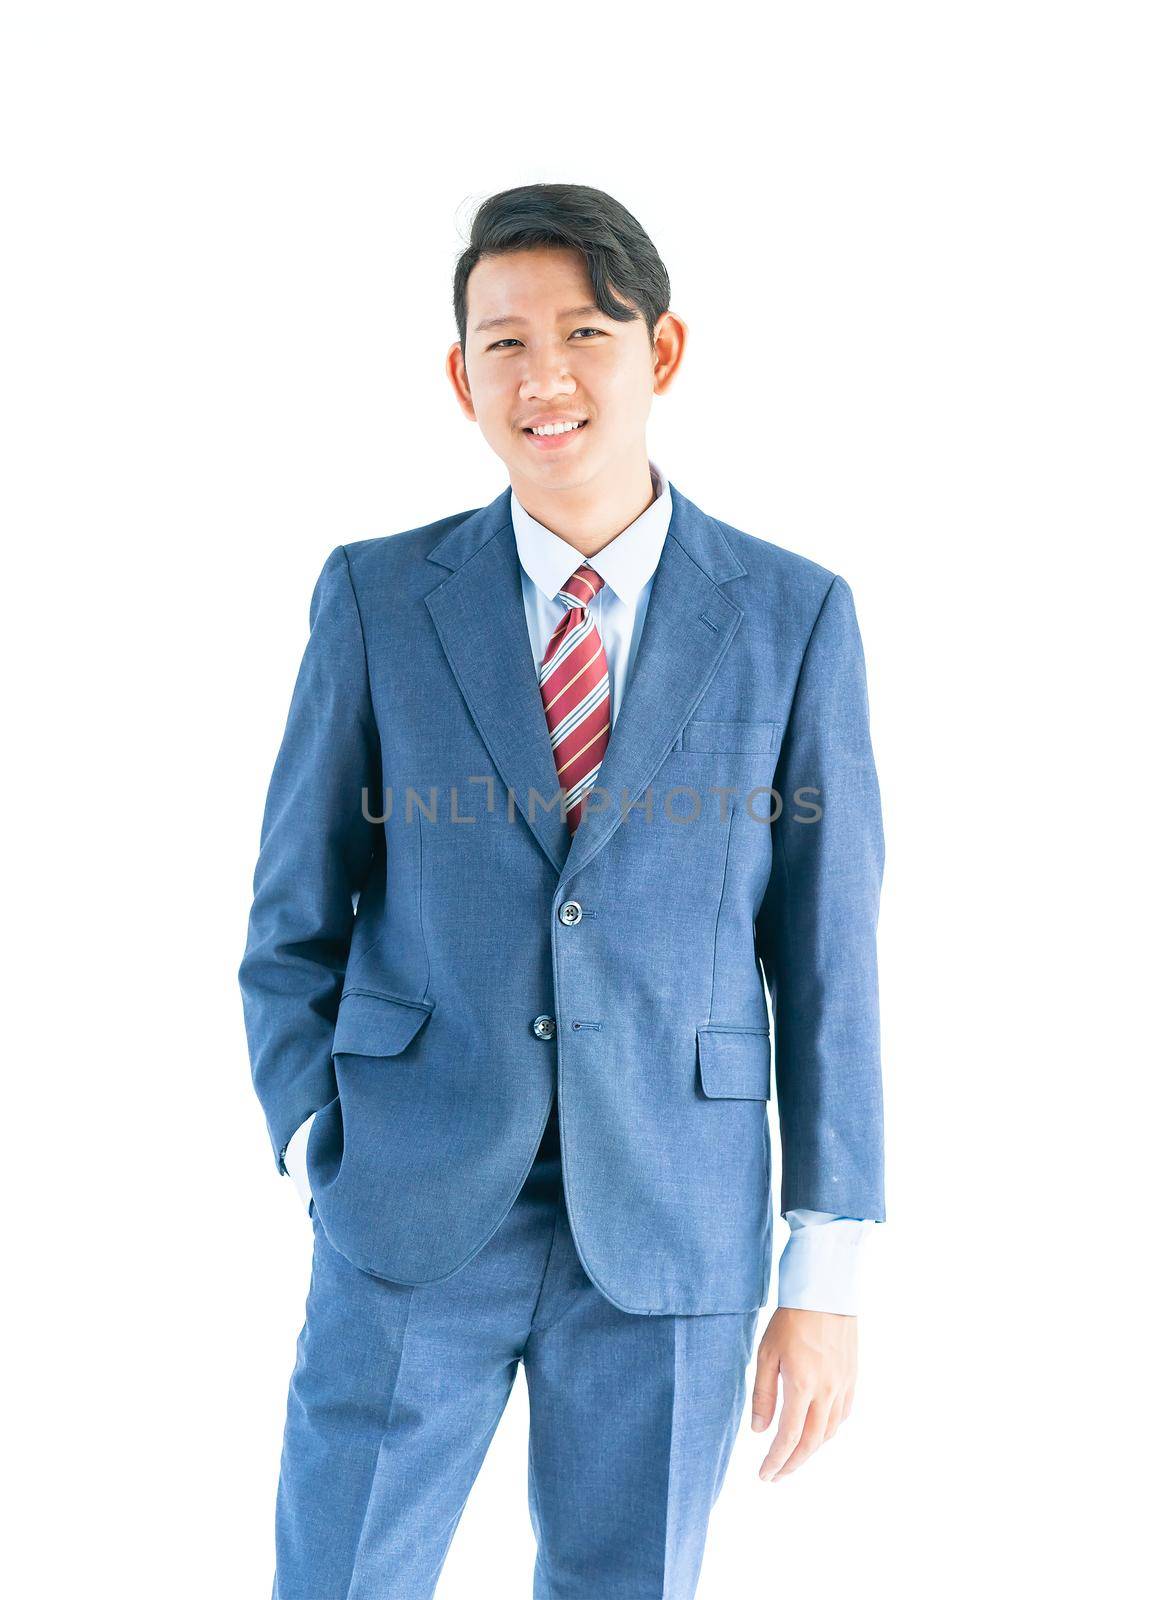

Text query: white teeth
(531, 420), (583, 436)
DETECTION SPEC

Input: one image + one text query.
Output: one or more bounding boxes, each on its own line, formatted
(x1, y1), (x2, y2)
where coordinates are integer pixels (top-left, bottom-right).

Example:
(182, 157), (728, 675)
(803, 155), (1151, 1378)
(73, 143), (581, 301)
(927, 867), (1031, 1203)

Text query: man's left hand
(750, 1308), (858, 1480)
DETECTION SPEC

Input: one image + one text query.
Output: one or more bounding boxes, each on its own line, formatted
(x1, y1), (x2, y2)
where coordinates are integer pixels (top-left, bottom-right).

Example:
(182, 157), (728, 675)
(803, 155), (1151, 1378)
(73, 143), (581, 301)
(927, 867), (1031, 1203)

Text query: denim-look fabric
(273, 1105), (758, 1598)
(240, 482), (885, 1316)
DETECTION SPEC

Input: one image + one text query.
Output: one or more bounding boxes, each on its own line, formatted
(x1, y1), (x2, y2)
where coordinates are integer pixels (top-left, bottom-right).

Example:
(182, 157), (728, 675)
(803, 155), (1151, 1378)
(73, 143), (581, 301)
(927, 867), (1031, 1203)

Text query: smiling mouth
(523, 420), (589, 437)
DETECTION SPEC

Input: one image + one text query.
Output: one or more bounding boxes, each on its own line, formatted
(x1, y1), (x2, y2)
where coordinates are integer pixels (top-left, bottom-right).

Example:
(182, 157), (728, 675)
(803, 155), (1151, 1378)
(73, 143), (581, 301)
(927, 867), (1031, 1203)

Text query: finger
(749, 1351), (780, 1433)
(774, 1396), (832, 1478)
(842, 1383), (856, 1425)
(823, 1392), (846, 1442)
(758, 1390), (810, 1479)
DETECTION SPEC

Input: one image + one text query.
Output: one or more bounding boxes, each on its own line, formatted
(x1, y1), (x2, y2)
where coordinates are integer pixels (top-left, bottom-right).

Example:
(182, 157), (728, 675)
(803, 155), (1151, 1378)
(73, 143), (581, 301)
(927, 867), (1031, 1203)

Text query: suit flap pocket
(697, 1025), (772, 1099)
(677, 719), (782, 754)
(332, 989), (434, 1058)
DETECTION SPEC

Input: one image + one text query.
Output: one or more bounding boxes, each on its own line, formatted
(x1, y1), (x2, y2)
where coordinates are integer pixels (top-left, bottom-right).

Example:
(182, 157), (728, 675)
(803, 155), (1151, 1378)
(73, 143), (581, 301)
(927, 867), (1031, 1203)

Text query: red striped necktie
(539, 561), (611, 833)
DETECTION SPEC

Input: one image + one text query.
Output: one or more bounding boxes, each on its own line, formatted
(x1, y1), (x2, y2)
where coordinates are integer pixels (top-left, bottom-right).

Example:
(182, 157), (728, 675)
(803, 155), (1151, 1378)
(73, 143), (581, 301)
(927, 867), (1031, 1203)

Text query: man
(240, 182), (885, 1599)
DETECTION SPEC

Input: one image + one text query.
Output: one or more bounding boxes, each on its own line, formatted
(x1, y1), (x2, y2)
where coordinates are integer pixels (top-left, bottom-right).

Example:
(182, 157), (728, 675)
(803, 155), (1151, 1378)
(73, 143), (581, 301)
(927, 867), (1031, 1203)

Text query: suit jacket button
(531, 1015), (556, 1040)
(558, 900), (583, 925)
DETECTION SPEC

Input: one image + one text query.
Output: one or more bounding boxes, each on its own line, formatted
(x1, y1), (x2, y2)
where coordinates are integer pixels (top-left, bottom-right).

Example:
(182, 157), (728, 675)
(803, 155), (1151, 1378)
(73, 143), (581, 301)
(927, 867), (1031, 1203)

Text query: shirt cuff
(281, 1111), (317, 1214)
(777, 1211), (873, 1315)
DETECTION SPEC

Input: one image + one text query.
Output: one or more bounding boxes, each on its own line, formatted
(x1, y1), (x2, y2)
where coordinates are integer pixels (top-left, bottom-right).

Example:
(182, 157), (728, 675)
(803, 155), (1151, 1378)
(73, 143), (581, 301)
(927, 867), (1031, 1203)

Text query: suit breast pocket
(672, 718), (783, 755)
(654, 719), (783, 830)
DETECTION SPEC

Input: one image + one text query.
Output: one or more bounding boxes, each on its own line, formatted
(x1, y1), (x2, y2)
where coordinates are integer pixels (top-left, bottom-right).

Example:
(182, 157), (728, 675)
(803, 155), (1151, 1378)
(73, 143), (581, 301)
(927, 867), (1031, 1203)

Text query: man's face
(449, 247), (659, 493)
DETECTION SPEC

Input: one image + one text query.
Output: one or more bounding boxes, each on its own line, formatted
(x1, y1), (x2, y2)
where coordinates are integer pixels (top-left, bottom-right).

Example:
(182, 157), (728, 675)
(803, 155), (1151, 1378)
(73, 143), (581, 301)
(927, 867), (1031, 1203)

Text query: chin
(517, 444), (592, 479)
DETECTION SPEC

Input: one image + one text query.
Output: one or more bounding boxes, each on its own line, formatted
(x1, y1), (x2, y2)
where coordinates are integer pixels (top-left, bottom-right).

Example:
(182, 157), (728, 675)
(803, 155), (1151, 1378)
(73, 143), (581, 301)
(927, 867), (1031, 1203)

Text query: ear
(446, 341), (477, 421)
(651, 311), (688, 396)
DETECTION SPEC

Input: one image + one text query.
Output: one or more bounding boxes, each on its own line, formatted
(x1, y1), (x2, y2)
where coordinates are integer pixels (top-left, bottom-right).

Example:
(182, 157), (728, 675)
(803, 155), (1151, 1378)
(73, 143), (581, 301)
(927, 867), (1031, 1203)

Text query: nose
(519, 347), (577, 402)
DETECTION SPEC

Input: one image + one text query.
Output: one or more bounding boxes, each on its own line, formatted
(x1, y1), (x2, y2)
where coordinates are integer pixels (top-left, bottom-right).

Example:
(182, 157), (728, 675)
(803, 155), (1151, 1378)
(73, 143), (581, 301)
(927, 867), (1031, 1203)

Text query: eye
(488, 338), (522, 351)
(570, 327), (604, 339)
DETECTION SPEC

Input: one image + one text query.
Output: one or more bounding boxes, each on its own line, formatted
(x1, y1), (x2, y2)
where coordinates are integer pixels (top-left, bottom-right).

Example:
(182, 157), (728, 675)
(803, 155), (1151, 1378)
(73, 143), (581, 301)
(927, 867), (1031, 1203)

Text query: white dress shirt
(282, 460), (872, 1313)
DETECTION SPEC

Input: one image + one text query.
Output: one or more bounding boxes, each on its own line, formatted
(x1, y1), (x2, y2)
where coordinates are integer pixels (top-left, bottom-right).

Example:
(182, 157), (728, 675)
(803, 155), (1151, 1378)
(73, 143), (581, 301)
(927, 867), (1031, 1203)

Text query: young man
(240, 182), (885, 1599)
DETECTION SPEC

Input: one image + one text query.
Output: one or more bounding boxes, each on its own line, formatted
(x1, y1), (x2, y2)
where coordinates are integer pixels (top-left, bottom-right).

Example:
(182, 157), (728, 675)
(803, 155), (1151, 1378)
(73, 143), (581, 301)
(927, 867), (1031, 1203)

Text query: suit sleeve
(238, 545), (381, 1172)
(755, 574), (886, 1221)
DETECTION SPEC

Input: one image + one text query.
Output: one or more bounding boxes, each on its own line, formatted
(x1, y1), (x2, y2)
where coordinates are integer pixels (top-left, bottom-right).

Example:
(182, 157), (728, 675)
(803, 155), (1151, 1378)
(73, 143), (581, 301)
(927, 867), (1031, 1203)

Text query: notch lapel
(425, 492), (571, 876)
(424, 484), (747, 888)
(556, 492), (746, 890)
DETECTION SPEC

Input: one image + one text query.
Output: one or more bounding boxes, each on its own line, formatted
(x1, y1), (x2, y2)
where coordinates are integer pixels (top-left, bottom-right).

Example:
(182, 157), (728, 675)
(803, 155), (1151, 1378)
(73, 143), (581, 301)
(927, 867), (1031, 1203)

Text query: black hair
(453, 183), (670, 358)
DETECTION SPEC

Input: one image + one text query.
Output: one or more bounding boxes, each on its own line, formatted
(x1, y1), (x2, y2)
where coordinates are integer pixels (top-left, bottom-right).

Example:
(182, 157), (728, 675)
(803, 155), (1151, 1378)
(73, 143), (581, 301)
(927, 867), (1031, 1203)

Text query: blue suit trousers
(273, 1102), (759, 1598)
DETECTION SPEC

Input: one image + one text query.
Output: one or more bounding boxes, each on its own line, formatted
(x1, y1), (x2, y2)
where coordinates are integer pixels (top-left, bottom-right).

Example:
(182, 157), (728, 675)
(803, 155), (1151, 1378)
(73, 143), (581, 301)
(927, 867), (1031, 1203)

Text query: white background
(3, 3), (1173, 1595)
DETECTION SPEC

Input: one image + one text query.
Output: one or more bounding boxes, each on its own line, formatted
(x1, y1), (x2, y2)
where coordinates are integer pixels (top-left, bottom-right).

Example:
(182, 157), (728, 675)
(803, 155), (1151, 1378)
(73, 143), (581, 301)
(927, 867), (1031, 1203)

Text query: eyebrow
(473, 304), (603, 334)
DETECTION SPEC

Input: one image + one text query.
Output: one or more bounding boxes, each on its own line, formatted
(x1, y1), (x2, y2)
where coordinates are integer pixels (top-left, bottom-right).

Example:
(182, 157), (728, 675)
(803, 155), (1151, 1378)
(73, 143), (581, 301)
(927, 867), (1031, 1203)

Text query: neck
(510, 449), (656, 557)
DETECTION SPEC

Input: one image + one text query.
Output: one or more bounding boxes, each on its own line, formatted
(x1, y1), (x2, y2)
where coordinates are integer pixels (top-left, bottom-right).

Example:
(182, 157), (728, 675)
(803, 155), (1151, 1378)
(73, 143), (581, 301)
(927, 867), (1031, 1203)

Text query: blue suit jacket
(240, 483), (885, 1315)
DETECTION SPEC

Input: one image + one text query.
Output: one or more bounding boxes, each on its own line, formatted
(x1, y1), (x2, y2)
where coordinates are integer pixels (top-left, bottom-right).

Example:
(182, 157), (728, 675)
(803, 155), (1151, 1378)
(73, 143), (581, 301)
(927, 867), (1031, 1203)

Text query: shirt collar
(510, 460), (673, 609)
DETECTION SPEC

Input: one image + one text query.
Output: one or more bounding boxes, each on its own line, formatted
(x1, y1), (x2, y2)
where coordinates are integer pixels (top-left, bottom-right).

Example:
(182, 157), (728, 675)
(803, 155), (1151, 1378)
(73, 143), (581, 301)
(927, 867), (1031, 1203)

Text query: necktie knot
(558, 562), (605, 612)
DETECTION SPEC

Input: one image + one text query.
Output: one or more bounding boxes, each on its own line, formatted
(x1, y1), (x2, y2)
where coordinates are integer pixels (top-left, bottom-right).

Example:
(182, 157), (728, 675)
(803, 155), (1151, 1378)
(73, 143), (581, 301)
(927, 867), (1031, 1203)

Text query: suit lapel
(425, 482), (747, 886)
(425, 490), (571, 876)
(556, 495), (746, 889)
